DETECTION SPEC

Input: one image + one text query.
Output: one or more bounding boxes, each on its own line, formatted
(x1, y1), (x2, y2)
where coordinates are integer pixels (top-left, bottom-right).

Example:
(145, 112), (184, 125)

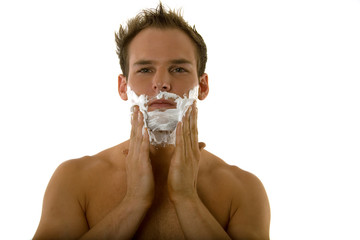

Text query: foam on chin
(127, 86), (199, 146)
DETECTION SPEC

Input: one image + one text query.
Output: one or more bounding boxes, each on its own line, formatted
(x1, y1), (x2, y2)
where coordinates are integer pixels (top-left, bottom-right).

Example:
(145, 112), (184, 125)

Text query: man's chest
(85, 185), (185, 239)
(83, 168), (230, 238)
(134, 196), (185, 239)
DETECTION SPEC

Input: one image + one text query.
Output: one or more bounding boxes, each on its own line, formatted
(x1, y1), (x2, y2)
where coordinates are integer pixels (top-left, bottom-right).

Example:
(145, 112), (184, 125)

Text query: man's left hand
(168, 102), (205, 202)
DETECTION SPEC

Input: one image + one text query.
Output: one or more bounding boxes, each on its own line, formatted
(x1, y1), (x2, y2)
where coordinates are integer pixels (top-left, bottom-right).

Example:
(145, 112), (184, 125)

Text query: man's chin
(148, 129), (177, 146)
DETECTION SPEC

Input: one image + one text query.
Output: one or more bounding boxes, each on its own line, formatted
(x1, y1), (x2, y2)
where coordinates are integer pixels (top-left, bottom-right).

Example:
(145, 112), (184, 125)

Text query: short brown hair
(115, 3), (207, 78)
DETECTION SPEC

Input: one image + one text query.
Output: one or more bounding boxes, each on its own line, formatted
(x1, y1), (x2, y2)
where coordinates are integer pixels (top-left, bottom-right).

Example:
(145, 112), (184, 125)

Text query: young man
(34, 4), (270, 239)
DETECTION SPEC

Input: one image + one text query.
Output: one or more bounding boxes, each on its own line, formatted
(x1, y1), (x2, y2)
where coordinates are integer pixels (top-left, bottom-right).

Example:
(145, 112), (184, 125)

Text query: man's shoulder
(200, 149), (267, 199)
(53, 141), (130, 183)
(200, 149), (270, 237)
(201, 150), (260, 183)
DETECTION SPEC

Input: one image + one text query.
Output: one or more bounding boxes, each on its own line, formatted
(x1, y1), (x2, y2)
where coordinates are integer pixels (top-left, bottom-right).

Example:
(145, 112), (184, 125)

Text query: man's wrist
(122, 195), (153, 210)
(170, 192), (201, 208)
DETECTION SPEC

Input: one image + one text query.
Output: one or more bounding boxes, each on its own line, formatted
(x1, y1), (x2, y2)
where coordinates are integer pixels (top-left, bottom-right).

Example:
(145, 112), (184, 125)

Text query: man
(34, 3), (270, 239)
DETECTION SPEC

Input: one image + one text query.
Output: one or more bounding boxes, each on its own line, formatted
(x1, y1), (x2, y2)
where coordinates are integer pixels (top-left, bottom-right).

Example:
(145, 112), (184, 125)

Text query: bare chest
(85, 177), (185, 239)
(83, 160), (230, 238)
(134, 196), (185, 240)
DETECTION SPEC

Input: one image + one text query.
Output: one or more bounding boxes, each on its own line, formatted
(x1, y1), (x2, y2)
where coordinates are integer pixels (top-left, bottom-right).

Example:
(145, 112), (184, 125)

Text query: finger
(198, 142), (206, 151)
(139, 127), (150, 162)
(134, 110), (145, 154)
(129, 106), (144, 156)
(190, 102), (198, 151)
(175, 121), (185, 163)
(129, 106), (139, 153)
(130, 106), (139, 139)
(183, 106), (192, 159)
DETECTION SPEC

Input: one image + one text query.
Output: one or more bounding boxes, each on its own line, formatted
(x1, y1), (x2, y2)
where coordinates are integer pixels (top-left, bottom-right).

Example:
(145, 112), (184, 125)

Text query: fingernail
(142, 127), (146, 136)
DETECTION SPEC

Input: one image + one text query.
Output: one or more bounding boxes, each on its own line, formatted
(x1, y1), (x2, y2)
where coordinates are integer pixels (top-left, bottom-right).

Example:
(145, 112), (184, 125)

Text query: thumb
(198, 142), (206, 151)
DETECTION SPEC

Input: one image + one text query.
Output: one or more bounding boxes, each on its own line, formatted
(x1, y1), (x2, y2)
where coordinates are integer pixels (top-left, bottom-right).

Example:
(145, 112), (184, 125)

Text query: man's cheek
(126, 86), (198, 146)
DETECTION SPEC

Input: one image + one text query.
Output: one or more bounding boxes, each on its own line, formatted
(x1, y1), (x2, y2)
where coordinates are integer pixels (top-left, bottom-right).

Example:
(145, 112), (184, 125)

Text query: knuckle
(186, 130), (191, 137)
(135, 132), (142, 142)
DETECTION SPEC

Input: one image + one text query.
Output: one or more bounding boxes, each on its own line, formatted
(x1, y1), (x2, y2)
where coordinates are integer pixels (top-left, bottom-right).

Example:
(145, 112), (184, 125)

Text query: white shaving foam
(127, 86), (198, 146)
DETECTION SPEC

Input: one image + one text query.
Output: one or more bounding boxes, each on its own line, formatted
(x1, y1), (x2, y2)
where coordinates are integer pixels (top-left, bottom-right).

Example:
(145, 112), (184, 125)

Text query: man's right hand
(124, 106), (154, 205)
(77, 107), (154, 239)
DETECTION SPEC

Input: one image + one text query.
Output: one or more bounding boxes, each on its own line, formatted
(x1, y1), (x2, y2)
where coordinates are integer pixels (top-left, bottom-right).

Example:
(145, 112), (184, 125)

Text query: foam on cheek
(127, 86), (199, 146)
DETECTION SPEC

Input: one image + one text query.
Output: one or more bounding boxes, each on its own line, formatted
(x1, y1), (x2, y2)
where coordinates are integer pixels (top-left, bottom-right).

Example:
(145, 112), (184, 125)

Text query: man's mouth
(148, 99), (177, 111)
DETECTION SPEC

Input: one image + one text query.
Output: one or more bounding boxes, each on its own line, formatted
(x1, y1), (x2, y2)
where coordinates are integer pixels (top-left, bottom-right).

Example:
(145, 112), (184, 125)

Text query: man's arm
(171, 162), (270, 240)
(227, 171), (271, 239)
(33, 160), (89, 239)
(170, 170), (270, 240)
(171, 166), (270, 240)
(33, 159), (152, 240)
(34, 108), (154, 239)
(168, 103), (270, 239)
(167, 104), (231, 239)
(79, 197), (151, 240)
(80, 108), (154, 239)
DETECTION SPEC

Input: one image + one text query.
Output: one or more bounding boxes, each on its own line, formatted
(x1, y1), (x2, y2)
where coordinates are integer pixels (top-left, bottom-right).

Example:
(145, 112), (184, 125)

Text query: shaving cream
(127, 86), (199, 146)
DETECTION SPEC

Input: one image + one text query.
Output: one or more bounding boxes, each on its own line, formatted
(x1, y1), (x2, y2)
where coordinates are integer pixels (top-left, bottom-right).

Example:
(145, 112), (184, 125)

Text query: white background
(1, 0), (359, 239)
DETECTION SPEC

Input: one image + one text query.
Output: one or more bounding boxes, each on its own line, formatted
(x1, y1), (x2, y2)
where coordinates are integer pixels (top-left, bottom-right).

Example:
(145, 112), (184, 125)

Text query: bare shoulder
(33, 142), (128, 239)
(199, 149), (271, 239)
(200, 149), (266, 193)
(54, 141), (129, 182)
(33, 156), (92, 239)
(50, 152), (112, 189)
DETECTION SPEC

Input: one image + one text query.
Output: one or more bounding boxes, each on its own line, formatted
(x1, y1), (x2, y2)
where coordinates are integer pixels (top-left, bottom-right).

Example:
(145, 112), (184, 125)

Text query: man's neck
(149, 144), (175, 187)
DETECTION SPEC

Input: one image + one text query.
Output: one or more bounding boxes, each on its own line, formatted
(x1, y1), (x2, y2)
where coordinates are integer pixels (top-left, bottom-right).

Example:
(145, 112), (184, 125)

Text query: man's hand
(166, 102), (232, 239)
(168, 102), (204, 202)
(78, 106), (155, 239)
(124, 106), (154, 205)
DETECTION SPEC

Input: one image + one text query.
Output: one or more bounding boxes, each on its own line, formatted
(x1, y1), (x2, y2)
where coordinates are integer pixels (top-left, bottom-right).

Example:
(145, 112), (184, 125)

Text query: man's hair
(115, 3), (207, 78)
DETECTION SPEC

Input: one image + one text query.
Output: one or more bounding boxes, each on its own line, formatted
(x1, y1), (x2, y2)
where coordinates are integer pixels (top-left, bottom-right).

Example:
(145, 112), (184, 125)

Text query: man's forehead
(127, 28), (198, 65)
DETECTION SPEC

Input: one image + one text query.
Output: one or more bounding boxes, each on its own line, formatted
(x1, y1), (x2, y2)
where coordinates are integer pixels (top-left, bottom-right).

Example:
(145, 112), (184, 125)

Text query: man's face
(125, 27), (200, 112)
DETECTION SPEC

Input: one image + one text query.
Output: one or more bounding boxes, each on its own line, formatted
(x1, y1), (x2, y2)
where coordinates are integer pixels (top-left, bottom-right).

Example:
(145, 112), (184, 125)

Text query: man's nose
(152, 70), (171, 92)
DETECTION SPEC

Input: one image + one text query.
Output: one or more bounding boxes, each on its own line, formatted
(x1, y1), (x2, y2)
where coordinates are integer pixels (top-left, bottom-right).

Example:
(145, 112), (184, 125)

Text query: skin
(33, 28), (270, 239)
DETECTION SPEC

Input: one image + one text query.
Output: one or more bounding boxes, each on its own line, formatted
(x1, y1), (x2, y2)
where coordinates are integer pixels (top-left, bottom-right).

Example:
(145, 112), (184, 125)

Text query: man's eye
(173, 67), (186, 73)
(139, 68), (151, 73)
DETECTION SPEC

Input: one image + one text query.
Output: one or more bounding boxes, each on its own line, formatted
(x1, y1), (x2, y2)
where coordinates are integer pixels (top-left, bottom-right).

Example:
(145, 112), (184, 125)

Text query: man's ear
(118, 74), (128, 101)
(198, 73), (209, 100)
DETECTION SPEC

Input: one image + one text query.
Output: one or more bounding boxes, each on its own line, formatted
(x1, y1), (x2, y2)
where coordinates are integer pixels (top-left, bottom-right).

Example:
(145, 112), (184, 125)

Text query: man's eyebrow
(169, 59), (193, 65)
(133, 60), (153, 66)
(132, 59), (193, 66)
